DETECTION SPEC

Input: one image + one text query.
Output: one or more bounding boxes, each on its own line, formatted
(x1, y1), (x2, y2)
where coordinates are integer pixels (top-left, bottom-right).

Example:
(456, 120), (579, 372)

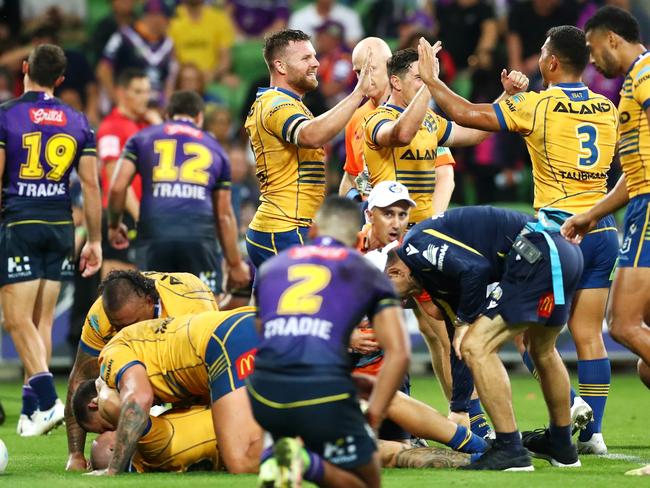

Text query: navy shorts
(136, 239), (223, 294)
(578, 215), (618, 289)
(204, 310), (259, 403)
(247, 370), (376, 469)
(0, 221), (74, 286)
(245, 227), (309, 270)
(619, 194), (650, 268)
(484, 231), (584, 327)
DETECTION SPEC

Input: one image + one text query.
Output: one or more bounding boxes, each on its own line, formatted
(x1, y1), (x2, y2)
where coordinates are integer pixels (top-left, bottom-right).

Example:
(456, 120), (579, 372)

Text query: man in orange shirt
(339, 37), (456, 200)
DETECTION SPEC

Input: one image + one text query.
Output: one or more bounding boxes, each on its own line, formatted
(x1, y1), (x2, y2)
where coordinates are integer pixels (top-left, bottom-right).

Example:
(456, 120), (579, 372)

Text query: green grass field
(0, 374), (648, 487)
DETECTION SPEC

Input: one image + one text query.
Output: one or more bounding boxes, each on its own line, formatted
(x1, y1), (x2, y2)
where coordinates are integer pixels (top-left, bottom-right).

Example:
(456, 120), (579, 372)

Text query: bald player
(339, 37), (456, 202)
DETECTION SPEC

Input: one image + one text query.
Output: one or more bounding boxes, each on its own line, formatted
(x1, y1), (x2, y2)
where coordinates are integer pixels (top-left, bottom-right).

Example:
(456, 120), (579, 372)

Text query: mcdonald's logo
(537, 293), (555, 319)
(236, 348), (257, 380)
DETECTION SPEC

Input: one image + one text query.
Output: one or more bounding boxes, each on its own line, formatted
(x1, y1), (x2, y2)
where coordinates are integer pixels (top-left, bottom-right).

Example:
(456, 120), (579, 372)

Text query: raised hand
(355, 47), (374, 96)
(501, 69), (529, 96)
(418, 38), (442, 85)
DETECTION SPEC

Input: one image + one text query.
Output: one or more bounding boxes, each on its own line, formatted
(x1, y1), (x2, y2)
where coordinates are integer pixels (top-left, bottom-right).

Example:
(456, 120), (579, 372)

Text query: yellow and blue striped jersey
(363, 104), (452, 224)
(494, 83), (618, 214)
(245, 87), (325, 232)
(618, 51), (650, 198)
(99, 308), (255, 404)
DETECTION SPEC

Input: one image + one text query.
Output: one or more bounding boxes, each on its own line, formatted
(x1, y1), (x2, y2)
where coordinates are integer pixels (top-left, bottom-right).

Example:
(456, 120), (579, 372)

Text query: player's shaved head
(313, 196), (361, 247)
(72, 379), (99, 432)
(352, 37), (392, 68)
(91, 431), (116, 470)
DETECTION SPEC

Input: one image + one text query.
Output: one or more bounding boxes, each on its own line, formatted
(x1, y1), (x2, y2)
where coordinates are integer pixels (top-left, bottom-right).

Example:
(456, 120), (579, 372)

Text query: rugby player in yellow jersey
(560, 7), (650, 475)
(88, 308), (261, 476)
(363, 41), (528, 225)
(65, 270), (218, 471)
(421, 26), (620, 456)
(72, 381), (220, 473)
(244, 29), (373, 270)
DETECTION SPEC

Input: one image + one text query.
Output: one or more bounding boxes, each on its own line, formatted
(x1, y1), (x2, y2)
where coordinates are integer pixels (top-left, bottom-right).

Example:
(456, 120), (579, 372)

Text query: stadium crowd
(0, 0), (650, 485)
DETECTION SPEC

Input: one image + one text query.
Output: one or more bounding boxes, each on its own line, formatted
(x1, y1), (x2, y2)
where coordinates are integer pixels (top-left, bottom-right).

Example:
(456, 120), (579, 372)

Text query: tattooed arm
(89, 364), (153, 476)
(65, 346), (100, 471)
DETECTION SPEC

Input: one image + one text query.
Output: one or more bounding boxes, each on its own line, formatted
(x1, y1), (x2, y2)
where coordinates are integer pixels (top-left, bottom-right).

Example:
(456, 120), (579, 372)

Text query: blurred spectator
(176, 62), (224, 105)
(397, 10), (436, 52)
(0, 66), (12, 103)
(0, 25), (99, 124)
(226, 0), (290, 38)
(97, 0), (177, 108)
(169, 0), (237, 84)
(289, 0), (363, 47)
(364, 0), (431, 40)
(88, 0), (137, 66)
(204, 104), (235, 147)
(436, 0), (498, 72)
(227, 144), (259, 227)
(314, 20), (355, 108)
(401, 32), (456, 85)
(20, 1), (86, 35)
(0, 1), (21, 39)
(507, 0), (578, 81)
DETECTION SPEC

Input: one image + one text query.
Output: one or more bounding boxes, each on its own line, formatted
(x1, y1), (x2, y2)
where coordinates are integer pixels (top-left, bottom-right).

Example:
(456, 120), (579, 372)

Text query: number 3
(277, 264), (331, 315)
(576, 124), (600, 168)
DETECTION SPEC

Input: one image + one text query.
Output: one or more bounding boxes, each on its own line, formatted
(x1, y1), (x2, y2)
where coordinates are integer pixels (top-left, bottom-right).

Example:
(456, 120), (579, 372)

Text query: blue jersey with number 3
(0, 91), (96, 220)
(254, 237), (399, 374)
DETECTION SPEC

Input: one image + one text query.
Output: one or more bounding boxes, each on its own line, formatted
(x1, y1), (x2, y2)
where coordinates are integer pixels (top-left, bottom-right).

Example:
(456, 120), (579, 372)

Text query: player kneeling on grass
(248, 197), (410, 488)
(65, 270), (218, 471)
(86, 308), (262, 476)
(72, 379), (220, 472)
(386, 206), (584, 471)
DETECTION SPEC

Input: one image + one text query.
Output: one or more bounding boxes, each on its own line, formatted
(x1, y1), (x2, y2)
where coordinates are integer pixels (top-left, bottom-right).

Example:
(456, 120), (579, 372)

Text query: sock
(578, 358), (610, 441)
(495, 431), (522, 451)
(522, 350), (579, 405)
(27, 372), (57, 411)
(21, 385), (38, 417)
(260, 446), (273, 464)
(301, 448), (325, 483)
(446, 424), (488, 454)
(468, 398), (491, 438)
(549, 423), (572, 447)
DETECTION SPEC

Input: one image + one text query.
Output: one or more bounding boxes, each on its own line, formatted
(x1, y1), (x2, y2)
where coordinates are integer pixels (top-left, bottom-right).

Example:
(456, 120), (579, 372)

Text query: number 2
(277, 264), (331, 315)
(576, 124), (600, 168)
(153, 139), (212, 185)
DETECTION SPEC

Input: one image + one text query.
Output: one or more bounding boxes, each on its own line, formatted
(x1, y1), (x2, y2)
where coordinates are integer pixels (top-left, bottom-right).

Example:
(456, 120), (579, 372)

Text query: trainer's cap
(367, 181), (416, 210)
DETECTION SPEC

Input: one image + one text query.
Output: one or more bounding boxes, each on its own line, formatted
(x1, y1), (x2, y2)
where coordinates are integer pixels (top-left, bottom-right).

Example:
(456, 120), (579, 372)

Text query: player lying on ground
(87, 308), (262, 476)
(73, 380), (220, 472)
(386, 206), (584, 471)
(65, 269), (218, 471)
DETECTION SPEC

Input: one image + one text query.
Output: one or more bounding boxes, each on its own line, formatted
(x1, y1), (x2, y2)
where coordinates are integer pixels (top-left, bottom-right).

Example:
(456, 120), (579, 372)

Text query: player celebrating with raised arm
(249, 196), (410, 488)
(0, 44), (102, 437)
(561, 7), (650, 476)
(420, 27), (619, 454)
(245, 29), (373, 270)
(108, 91), (249, 295)
(65, 270), (218, 471)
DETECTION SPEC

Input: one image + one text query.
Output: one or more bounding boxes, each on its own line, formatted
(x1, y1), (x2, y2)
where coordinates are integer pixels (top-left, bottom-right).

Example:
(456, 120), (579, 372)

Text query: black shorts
(247, 370), (376, 470)
(135, 239), (223, 294)
(0, 221), (74, 286)
(101, 211), (136, 264)
(484, 231), (584, 327)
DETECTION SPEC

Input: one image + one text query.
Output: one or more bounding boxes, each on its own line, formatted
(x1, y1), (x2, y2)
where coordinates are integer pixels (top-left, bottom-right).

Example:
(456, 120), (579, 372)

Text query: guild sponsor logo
(537, 293), (555, 319)
(236, 348), (257, 380)
(164, 123), (203, 139)
(289, 246), (348, 260)
(29, 108), (67, 126)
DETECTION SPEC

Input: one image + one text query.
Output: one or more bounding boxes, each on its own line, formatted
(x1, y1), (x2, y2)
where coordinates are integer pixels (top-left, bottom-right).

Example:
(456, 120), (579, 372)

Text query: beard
(288, 71), (318, 93)
(595, 49), (620, 79)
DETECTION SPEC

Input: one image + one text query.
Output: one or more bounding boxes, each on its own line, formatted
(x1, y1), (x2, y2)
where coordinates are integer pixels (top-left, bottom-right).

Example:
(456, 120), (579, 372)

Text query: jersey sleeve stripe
(438, 120), (453, 145)
(288, 117), (308, 145)
(371, 119), (391, 145)
(115, 360), (145, 391)
(492, 104), (508, 131)
(79, 341), (102, 357)
(123, 151), (137, 162)
(281, 113), (306, 141)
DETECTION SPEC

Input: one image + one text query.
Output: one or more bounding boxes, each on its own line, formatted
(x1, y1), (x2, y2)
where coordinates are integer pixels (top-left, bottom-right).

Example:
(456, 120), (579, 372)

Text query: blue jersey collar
(384, 103), (405, 113)
(626, 50), (650, 77)
(554, 82), (586, 89)
(256, 86), (302, 101)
